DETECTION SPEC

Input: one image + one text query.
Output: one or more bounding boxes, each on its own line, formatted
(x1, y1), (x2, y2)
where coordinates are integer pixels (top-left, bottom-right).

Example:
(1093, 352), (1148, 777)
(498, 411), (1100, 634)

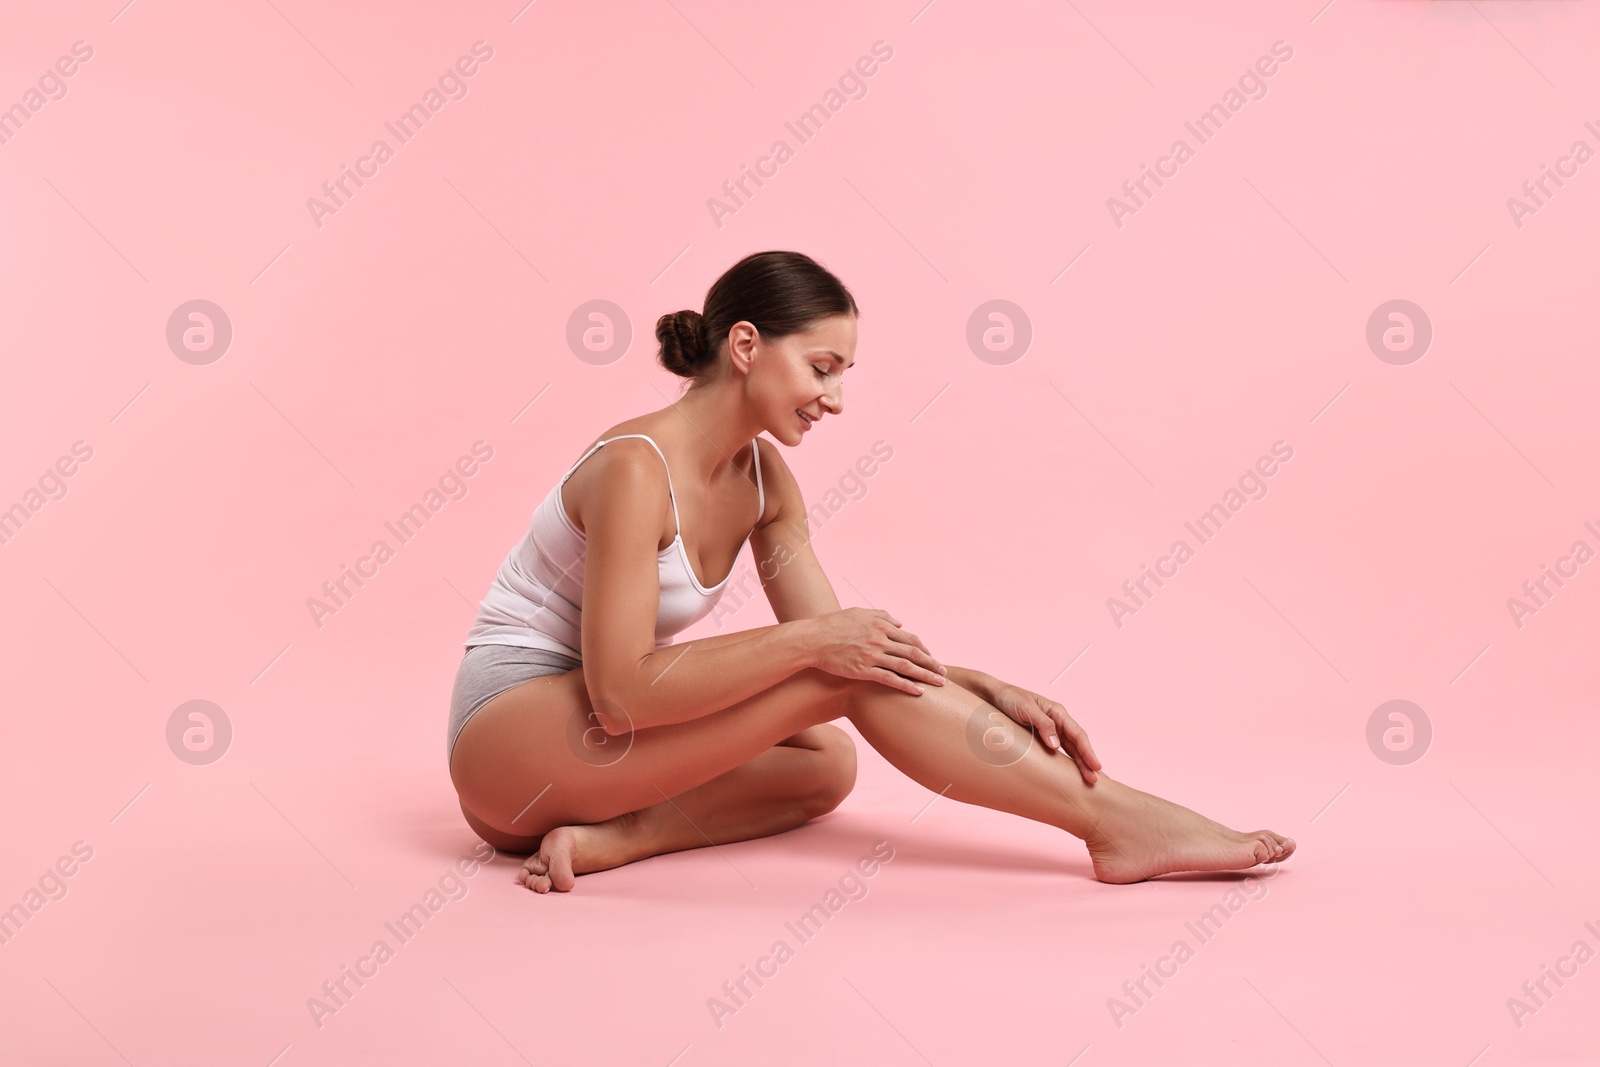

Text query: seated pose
(447, 250), (1295, 893)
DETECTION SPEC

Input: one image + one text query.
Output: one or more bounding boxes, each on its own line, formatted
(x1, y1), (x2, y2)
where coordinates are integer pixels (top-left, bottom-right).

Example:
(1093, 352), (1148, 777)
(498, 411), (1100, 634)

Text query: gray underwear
(448, 643), (582, 762)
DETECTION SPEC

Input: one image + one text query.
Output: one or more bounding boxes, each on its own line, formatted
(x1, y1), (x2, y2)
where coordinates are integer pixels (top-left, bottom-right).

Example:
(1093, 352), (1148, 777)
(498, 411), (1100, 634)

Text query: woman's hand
(802, 608), (948, 696)
(988, 682), (1103, 784)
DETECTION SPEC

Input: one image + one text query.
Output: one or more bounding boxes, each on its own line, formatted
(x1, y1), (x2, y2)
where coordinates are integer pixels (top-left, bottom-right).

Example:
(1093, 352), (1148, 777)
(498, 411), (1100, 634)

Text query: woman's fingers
(1024, 704), (1094, 783)
(1041, 703), (1070, 751)
(869, 666), (924, 695)
(877, 615), (948, 676)
(1024, 700), (1082, 771)
(1050, 702), (1101, 770)
(887, 642), (945, 679)
(887, 634), (943, 676)
(1026, 705), (1062, 753)
(889, 625), (932, 655)
(883, 654), (945, 686)
(1041, 702), (1101, 783)
(1067, 751), (1096, 785)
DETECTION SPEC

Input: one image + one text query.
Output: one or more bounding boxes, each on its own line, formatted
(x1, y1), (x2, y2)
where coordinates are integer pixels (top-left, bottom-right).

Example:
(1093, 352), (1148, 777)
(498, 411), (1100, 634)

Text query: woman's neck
(657, 384), (758, 489)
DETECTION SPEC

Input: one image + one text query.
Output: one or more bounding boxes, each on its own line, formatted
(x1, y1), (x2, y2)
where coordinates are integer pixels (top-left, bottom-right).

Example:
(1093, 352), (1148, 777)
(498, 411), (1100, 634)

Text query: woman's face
(742, 313), (856, 444)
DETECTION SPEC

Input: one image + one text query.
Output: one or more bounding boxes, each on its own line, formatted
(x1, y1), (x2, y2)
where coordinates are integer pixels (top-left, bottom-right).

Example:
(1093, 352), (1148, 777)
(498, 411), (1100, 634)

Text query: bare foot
(515, 812), (640, 893)
(1081, 777), (1296, 884)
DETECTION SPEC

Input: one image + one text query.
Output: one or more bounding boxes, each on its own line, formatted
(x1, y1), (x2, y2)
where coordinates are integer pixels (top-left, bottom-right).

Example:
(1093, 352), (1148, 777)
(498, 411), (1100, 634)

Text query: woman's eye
(813, 366), (829, 378)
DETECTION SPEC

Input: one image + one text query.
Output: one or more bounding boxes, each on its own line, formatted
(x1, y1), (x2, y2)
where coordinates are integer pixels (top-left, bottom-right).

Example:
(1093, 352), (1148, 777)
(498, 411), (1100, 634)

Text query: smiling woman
(445, 249), (1295, 895)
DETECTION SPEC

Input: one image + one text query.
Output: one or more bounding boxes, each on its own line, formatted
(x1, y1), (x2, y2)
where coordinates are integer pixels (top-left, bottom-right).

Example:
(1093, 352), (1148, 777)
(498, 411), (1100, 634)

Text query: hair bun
(655, 309), (707, 378)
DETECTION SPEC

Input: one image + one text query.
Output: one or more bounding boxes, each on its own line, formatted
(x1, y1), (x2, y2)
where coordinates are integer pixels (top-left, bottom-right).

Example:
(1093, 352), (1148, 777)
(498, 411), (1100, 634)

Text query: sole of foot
(515, 815), (641, 893)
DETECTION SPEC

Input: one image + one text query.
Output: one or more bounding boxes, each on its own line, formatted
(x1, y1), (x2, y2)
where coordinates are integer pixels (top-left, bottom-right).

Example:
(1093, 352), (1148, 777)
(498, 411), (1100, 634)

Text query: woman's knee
(801, 723), (857, 817)
(793, 667), (857, 716)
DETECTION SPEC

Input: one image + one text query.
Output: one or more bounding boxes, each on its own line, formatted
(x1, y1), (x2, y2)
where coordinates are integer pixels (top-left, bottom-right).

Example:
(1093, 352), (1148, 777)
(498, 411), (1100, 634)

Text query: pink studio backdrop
(2, 1), (1597, 1064)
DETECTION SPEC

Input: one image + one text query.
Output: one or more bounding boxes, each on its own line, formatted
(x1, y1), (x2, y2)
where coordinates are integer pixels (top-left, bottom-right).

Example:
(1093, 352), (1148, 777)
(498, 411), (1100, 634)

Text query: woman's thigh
(447, 663), (852, 838)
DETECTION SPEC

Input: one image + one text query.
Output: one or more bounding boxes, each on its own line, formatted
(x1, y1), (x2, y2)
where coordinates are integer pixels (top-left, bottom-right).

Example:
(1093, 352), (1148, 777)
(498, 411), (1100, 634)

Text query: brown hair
(655, 250), (859, 384)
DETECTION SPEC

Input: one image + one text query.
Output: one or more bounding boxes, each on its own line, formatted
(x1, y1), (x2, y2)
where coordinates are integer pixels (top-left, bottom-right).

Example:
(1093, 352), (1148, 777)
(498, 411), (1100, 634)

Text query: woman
(447, 250), (1296, 893)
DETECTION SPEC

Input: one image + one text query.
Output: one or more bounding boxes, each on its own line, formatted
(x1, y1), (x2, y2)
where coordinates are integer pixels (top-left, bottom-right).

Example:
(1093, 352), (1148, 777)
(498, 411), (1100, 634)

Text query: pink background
(3, 1), (1597, 1063)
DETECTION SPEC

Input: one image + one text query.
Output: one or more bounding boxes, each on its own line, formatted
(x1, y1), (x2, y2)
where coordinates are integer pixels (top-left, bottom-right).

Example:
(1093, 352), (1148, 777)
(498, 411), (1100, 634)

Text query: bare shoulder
(560, 432), (672, 541)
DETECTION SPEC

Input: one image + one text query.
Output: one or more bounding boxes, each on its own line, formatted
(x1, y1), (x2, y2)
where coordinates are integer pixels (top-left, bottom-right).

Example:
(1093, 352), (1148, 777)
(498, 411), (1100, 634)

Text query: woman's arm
(747, 440), (994, 698)
(581, 437), (945, 734)
(575, 441), (824, 734)
(744, 441), (1101, 782)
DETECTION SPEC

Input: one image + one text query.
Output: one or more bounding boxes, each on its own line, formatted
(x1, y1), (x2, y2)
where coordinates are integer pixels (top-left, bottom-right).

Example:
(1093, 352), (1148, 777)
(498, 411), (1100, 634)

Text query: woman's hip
(447, 643), (583, 766)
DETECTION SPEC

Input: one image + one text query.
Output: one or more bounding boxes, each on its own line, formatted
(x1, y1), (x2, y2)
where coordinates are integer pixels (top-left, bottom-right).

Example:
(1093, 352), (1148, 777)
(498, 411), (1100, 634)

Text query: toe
(1255, 834), (1277, 865)
(548, 852), (576, 891)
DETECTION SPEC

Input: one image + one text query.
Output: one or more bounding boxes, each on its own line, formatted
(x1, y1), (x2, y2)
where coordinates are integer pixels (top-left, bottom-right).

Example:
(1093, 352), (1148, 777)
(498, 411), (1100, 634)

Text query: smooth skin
(447, 312), (1296, 892)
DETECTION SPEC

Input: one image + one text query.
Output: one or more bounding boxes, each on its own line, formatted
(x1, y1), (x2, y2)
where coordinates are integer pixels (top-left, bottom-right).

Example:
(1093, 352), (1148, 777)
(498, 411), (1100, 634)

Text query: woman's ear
(726, 321), (759, 375)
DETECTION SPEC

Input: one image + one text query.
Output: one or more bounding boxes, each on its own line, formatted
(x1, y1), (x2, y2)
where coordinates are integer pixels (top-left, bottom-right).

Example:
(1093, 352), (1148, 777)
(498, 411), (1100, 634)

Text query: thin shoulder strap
(559, 439), (610, 485)
(751, 437), (765, 524)
(624, 435), (680, 536)
(563, 433), (680, 533)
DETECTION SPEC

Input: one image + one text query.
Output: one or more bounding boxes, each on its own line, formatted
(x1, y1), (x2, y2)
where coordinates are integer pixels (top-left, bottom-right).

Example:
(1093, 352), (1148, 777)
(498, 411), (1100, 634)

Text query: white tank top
(463, 433), (765, 659)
